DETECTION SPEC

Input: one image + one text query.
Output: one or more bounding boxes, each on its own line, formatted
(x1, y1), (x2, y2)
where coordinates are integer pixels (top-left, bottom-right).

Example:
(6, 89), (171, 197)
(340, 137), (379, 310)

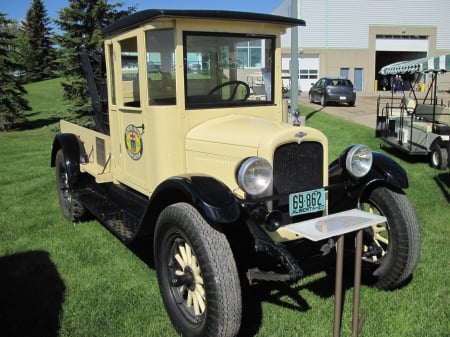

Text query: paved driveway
(299, 94), (380, 129)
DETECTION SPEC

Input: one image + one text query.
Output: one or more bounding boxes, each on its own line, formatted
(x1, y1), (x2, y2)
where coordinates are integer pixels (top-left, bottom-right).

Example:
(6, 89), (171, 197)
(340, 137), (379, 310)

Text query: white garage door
(282, 55), (319, 93)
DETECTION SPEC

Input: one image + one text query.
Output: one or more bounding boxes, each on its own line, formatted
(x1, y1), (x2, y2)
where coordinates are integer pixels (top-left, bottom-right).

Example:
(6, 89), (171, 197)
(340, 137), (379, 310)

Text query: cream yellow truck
(51, 10), (421, 337)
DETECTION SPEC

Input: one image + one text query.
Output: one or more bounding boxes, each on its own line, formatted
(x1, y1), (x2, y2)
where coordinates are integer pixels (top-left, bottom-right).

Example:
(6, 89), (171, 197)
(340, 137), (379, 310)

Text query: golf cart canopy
(379, 54), (450, 75)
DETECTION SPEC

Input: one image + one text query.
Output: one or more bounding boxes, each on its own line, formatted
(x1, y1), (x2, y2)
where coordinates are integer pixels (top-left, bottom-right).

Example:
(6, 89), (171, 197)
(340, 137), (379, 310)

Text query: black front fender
(137, 174), (241, 238)
(328, 151), (408, 212)
(51, 133), (81, 189)
(370, 152), (409, 188)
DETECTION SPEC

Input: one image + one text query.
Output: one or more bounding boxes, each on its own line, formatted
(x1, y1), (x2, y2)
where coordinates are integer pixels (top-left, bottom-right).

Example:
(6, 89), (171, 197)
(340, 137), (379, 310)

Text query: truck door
(114, 35), (149, 192)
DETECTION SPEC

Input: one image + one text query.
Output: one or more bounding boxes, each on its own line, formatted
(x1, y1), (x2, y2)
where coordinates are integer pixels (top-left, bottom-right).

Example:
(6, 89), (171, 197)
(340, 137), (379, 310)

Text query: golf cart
(375, 54), (450, 169)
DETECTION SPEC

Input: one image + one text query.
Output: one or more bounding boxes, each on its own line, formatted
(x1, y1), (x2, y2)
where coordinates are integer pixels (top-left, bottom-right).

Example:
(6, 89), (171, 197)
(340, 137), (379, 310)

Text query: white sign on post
(284, 209), (387, 241)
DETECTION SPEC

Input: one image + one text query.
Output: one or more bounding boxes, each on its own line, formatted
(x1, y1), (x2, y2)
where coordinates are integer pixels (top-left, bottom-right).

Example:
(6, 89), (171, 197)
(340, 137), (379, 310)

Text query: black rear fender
(136, 175), (241, 238)
(51, 133), (81, 189)
(328, 151), (408, 212)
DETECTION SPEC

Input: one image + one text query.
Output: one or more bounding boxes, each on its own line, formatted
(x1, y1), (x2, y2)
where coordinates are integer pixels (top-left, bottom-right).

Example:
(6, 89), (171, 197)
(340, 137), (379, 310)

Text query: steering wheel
(207, 81), (250, 101)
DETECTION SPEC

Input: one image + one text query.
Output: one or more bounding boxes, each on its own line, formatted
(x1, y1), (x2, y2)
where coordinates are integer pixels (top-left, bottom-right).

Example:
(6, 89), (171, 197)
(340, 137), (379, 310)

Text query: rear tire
(154, 203), (242, 337)
(55, 149), (86, 221)
(320, 94), (327, 106)
(360, 187), (421, 290)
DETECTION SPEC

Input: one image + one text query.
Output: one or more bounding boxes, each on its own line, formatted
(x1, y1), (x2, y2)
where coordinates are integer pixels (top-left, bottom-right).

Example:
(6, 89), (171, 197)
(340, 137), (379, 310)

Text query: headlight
(345, 144), (373, 178)
(237, 157), (272, 196)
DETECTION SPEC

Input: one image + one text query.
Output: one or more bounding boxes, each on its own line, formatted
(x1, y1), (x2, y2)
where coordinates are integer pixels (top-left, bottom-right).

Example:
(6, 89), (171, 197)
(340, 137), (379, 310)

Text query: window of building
(300, 69), (318, 79)
(340, 68), (350, 79)
(376, 34), (428, 40)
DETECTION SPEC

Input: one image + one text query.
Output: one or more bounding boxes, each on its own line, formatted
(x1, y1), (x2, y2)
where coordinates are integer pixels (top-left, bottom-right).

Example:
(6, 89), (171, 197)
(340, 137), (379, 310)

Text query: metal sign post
(285, 209), (386, 337)
(290, 0), (300, 125)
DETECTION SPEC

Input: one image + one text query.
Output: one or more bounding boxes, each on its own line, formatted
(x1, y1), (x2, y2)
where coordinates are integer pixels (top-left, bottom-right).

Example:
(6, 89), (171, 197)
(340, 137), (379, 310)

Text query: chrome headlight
(345, 144), (373, 178)
(237, 157), (272, 196)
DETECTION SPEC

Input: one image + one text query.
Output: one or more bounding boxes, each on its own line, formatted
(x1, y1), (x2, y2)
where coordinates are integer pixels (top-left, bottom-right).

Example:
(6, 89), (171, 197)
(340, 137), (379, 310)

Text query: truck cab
(51, 10), (420, 337)
(70, 11), (306, 196)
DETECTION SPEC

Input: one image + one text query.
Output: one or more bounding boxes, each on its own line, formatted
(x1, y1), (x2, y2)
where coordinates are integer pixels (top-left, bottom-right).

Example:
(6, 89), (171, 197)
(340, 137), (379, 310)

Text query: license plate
(339, 96), (346, 100)
(289, 188), (325, 216)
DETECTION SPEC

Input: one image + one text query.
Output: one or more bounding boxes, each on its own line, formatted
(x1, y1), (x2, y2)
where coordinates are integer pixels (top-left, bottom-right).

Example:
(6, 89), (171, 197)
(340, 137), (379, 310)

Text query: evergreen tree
(23, 0), (56, 82)
(54, 0), (135, 128)
(3, 20), (25, 80)
(0, 13), (31, 130)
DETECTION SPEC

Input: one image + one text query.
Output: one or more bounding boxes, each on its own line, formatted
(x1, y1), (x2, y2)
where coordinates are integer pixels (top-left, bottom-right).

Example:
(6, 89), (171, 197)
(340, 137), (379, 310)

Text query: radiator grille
(273, 142), (324, 198)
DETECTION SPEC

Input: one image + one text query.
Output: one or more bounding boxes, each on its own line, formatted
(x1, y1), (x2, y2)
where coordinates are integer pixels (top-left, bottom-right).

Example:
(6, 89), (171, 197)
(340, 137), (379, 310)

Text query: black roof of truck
(103, 9), (305, 37)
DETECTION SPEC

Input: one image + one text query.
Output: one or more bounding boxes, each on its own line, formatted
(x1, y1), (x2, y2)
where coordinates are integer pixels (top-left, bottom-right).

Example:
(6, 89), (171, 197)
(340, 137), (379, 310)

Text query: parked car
(309, 77), (356, 106)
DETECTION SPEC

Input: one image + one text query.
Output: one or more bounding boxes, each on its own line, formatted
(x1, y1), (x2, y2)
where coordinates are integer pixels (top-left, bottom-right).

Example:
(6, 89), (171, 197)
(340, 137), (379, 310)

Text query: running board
(75, 188), (141, 243)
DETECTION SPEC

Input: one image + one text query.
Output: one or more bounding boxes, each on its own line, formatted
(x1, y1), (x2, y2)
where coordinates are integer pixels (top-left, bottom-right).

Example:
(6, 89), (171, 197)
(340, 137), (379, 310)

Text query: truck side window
(119, 37), (140, 107)
(146, 29), (176, 105)
(107, 43), (116, 106)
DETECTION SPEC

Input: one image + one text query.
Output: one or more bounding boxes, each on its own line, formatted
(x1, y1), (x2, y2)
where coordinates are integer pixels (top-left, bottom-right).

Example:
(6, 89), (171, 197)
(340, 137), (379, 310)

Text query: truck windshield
(184, 32), (275, 109)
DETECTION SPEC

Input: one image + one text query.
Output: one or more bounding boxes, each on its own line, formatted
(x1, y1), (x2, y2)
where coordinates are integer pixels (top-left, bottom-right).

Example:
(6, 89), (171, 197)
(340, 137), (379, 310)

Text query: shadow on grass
(129, 235), (363, 337)
(378, 144), (429, 165)
(0, 251), (65, 337)
(10, 116), (61, 130)
(305, 105), (325, 122)
(236, 254), (363, 337)
(434, 172), (450, 202)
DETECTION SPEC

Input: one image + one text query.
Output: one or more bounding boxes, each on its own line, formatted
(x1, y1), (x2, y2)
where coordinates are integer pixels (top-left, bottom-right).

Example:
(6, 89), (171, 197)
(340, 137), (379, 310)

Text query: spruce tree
(54, 0), (135, 128)
(0, 13), (31, 130)
(23, 0), (56, 82)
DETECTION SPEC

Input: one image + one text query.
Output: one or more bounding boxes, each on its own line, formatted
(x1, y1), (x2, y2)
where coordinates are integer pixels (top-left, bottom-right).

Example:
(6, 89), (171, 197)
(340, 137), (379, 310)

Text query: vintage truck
(51, 9), (421, 337)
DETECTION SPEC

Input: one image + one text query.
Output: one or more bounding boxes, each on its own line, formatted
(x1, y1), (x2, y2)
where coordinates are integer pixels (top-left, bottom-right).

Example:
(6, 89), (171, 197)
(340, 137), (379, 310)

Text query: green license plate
(289, 188), (325, 216)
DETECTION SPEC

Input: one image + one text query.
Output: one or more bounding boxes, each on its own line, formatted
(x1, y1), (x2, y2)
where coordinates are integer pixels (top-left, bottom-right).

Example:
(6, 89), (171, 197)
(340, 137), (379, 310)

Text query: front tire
(360, 187), (421, 290)
(154, 203), (242, 337)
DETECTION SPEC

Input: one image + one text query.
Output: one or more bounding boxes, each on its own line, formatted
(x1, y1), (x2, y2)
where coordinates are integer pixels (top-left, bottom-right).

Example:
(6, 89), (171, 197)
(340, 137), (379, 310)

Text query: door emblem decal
(124, 124), (143, 160)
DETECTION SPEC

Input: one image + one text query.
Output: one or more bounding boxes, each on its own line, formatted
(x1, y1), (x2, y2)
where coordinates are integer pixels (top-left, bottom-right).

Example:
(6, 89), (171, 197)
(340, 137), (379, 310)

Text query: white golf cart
(375, 54), (450, 169)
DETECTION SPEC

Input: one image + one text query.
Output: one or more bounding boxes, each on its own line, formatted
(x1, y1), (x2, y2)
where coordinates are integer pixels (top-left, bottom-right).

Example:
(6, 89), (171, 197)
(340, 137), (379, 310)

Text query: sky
(2, 0), (281, 22)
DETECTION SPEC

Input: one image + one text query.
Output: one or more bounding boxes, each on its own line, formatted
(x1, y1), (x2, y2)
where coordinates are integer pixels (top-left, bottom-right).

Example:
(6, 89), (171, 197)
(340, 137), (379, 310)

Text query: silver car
(309, 77), (356, 106)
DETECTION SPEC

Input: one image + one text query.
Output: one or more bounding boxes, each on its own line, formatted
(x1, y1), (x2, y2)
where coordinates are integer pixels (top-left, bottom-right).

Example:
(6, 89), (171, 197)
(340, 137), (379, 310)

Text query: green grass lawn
(0, 80), (449, 337)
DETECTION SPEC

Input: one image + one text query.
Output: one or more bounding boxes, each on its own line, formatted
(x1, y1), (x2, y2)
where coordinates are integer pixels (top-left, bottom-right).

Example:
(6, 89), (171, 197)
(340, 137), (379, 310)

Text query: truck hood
(186, 115), (291, 156)
(185, 114), (327, 197)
